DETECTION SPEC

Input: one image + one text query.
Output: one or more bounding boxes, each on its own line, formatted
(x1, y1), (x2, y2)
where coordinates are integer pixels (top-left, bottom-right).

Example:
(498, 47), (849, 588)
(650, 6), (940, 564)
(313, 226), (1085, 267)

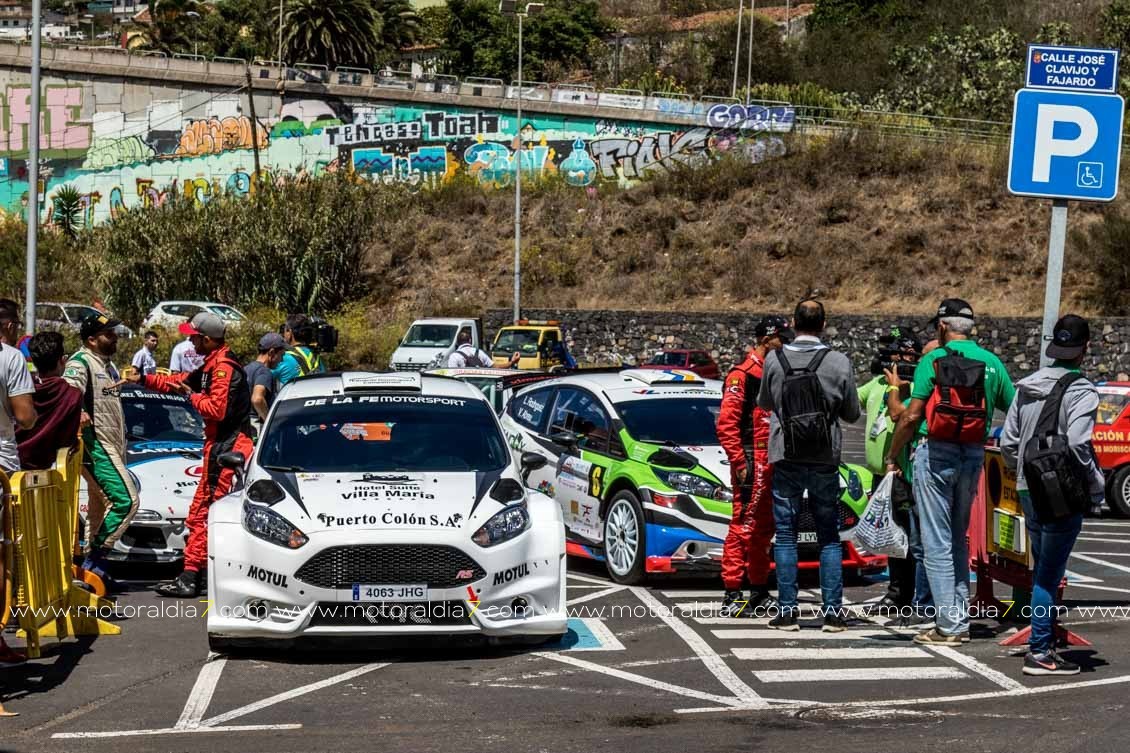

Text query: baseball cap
(879, 324), (922, 354)
(928, 298), (975, 329)
(258, 332), (286, 352)
(180, 312), (226, 339)
(79, 313), (121, 340)
(754, 315), (794, 342)
(1045, 314), (1090, 360)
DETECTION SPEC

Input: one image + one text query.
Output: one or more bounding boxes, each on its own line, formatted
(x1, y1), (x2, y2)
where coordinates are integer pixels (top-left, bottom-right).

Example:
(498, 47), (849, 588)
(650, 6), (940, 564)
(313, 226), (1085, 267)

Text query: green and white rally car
(500, 369), (885, 584)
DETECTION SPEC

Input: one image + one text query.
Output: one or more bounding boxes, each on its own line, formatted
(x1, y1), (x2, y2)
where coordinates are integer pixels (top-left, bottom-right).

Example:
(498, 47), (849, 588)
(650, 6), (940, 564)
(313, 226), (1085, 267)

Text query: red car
(640, 349), (721, 380)
(1091, 382), (1130, 516)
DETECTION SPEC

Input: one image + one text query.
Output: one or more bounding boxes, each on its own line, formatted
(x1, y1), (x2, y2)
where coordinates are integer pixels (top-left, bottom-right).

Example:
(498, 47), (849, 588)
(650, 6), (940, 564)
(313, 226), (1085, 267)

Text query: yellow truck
(490, 320), (577, 370)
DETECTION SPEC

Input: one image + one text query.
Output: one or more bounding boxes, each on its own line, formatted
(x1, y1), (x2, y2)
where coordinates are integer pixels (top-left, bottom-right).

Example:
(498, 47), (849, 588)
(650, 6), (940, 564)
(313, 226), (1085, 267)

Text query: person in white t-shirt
(169, 323), (205, 373)
(131, 330), (159, 375)
(0, 300), (36, 666)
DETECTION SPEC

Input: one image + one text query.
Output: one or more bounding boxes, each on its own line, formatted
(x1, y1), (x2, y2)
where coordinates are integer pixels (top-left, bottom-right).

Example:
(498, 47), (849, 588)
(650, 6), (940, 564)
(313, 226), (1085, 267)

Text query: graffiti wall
(0, 68), (789, 226)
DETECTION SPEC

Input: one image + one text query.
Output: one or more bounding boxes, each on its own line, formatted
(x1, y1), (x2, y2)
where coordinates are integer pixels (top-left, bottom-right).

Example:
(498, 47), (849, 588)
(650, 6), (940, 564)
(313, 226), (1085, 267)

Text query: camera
(279, 315), (339, 353)
(869, 350), (918, 381)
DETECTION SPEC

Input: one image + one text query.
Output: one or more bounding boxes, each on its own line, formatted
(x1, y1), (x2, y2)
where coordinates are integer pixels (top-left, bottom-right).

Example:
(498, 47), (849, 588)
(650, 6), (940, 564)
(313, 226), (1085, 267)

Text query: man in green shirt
(887, 299), (1015, 646)
(858, 326), (923, 613)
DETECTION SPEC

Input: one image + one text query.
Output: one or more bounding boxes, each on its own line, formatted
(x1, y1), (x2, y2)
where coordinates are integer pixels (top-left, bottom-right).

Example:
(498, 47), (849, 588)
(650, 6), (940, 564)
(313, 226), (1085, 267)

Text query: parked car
(1092, 382), (1130, 517)
(35, 302), (134, 339)
(639, 349), (720, 380)
(390, 318), (483, 371)
(490, 320), (577, 370)
(142, 301), (247, 331)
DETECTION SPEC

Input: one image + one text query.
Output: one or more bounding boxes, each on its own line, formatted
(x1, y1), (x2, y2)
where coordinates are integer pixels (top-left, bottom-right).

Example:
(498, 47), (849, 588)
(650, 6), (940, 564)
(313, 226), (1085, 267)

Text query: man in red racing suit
(126, 312), (253, 597)
(716, 315), (792, 617)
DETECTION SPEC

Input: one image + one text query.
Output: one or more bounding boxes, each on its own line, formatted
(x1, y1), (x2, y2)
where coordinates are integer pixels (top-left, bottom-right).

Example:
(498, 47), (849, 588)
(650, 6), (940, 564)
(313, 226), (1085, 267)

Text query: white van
(389, 317), (482, 371)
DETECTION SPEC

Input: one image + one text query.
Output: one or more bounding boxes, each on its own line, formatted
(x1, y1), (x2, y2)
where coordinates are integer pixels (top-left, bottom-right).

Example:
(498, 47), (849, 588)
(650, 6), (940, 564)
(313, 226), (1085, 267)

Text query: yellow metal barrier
(10, 445), (118, 659)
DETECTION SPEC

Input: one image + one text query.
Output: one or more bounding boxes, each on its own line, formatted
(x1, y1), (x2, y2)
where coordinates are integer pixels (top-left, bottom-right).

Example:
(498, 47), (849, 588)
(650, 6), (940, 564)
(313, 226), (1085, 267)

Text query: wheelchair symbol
(1077, 162), (1104, 189)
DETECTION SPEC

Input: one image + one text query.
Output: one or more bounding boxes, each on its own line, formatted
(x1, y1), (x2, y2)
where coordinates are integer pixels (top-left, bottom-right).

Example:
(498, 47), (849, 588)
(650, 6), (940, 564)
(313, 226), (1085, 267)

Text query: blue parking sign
(1008, 88), (1125, 202)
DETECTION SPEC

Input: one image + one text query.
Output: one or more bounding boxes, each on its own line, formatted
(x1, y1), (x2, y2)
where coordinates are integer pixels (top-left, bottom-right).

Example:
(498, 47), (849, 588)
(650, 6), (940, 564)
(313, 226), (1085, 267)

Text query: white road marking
(175, 657), (227, 730)
(1082, 521), (1130, 528)
(753, 667), (967, 682)
(1074, 529), (1130, 536)
(200, 663), (388, 727)
(567, 586), (625, 606)
(566, 573), (616, 586)
(52, 725), (304, 739)
(1062, 581), (1130, 595)
(733, 647), (929, 660)
(632, 587), (768, 708)
(925, 646), (1025, 691)
(1075, 536), (1130, 544)
(1075, 551), (1130, 557)
(566, 584), (615, 590)
(534, 651), (744, 708)
(1071, 552), (1130, 576)
(1064, 569), (1103, 584)
(567, 618), (626, 651)
(711, 629), (913, 641)
(675, 673), (1130, 714)
(659, 590), (727, 598)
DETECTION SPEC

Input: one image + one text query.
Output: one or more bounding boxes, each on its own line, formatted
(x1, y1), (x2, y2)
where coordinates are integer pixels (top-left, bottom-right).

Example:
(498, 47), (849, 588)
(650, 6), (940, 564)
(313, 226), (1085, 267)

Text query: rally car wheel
(1107, 466), (1130, 518)
(603, 490), (646, 584)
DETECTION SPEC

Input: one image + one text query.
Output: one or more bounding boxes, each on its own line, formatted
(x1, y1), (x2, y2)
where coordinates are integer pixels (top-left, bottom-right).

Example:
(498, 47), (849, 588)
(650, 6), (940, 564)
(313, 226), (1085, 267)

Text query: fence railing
(0, 41), (1029, 143)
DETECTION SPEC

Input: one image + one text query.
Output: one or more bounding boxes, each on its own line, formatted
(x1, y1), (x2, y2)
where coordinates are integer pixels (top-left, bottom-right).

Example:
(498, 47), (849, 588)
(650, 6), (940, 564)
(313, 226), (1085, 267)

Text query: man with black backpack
(887, 299), (1015, 645)
(1000, 315), (1104, 676)
(758, 300), (860, 632)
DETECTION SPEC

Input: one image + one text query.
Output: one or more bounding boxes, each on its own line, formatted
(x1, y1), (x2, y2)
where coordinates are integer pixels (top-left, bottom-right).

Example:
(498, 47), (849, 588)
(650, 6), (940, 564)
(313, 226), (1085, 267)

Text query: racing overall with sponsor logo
(142, 345), (253, 573)
(716, 353), (775, 592)
(63, 347), (140, 551)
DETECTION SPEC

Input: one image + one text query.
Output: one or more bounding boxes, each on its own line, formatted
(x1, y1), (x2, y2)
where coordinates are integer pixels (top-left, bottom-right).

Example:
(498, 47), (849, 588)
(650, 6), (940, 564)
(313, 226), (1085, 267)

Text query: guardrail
(0, 41), (1025, 143)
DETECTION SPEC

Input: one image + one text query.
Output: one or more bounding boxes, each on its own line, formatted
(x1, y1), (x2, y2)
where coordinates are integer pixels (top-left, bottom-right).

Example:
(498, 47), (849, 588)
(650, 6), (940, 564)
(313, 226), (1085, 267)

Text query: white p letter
(1032, 104), (1098, 182)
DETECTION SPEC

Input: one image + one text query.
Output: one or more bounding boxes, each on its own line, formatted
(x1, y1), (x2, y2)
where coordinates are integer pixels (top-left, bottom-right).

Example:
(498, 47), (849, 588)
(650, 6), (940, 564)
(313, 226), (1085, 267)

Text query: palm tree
(376, 0), (422, 52)
(281, 0), (383, 69)
(51, 185), (83, 241)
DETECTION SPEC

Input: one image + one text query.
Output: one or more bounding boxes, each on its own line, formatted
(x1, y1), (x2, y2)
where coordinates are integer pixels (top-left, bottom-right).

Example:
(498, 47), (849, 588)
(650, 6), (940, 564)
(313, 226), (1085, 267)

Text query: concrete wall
(485, 308), (1130, 382)
(0, 42), (791, 225)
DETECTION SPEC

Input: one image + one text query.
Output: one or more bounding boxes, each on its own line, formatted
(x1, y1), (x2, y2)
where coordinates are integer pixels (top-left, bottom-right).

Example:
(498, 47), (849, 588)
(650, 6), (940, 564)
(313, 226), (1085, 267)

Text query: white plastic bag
(847, 472), (908, 558)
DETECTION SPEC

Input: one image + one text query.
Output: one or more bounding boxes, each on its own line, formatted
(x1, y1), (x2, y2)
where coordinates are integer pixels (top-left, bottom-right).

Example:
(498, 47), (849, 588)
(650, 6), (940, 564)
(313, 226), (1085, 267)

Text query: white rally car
(205, 372), (567, 652)
(79, 385), (204, 562)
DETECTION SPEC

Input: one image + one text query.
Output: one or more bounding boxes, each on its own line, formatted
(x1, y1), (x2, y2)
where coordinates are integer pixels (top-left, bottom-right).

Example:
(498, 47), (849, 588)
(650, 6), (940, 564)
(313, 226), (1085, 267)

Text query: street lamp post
(186, 10), (200, 56)
(25, 0), (41, 336)
(499, 0), (543, 323)
(731, 0), (744, 99)
(744, 0), (755, 105)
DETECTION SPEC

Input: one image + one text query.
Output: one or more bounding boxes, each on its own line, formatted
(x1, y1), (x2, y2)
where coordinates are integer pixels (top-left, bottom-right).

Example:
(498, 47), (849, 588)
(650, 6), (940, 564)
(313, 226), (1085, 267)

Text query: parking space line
(712, 629), (913, 641)
(632, 587), (769, 708)
(53, 724), (305, 739)
(175, 657), (228, 729)
(200, 663), (389, 728)
(566, 573), (616, 586)
(1064, 569), (1103, 584)
(659, 590), (723, 598)
(752, 667), (967, 682)
(567, 586), (625, 606)
(1062, 581), (1130, 594)
(1075, 551), (1130, 557)
(1083, 521), (1130, 528)
(925, 646), (1025, 691)
(733, 647), (929, 660)
(534, 652), (745, 708)
(1072, 552), (1130, 576)
(1076, 536), (1130, 544)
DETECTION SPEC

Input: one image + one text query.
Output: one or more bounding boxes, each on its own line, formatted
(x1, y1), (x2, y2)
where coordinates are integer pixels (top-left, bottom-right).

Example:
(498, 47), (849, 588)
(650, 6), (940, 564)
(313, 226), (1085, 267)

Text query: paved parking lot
(5, 427), (1130, 752)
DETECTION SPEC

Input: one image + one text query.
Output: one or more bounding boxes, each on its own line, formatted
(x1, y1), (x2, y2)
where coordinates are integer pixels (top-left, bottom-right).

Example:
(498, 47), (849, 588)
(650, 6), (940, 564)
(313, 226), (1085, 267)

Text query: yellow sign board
(984, 449), (1030, 565)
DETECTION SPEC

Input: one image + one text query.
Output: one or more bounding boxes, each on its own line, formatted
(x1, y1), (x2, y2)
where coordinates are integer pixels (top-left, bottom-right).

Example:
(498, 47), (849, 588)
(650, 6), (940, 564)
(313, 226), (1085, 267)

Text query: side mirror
(218, 452), (246, 470)
(520, 452), (548, 481)
(218, 451), (247, 491)
(548, 431), (579, 448)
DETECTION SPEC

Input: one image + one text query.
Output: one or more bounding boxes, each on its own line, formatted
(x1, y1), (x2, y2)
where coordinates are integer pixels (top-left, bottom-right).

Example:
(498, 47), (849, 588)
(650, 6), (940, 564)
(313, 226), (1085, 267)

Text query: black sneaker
(156, 570), (200, 598)
(720, 590), (746, 618)
(1023, 651), (1080, 676)
(768, 612), (799, 632)
(748, 589), (778, 613)
(823, 614), (849, 633)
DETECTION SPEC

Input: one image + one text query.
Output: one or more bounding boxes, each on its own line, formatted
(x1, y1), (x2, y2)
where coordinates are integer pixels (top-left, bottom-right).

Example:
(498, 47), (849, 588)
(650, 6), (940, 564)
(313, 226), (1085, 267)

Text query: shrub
(1072, 202), (1130, 315)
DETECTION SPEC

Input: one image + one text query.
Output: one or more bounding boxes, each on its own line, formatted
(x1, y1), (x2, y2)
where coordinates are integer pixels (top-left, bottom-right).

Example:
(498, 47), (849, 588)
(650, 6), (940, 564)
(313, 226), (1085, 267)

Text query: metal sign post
(1008, 45), (1123, 367)
(24, 0), (41, 336)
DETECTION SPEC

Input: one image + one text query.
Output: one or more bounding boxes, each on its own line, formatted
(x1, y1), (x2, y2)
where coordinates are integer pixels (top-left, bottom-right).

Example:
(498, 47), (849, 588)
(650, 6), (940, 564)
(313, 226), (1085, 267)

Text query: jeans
(1020, 492), (1083, 654)
(914, 440), (984, 635)
(772, 461), (843, 615)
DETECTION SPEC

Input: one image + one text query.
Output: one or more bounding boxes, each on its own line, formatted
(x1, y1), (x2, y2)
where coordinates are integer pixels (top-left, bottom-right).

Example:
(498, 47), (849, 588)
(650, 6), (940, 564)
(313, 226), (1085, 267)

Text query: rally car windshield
(493, 330), (540, 355)
(259, 396), (509, 472)
(402, 324), (458, 348)
(617, 398), (722, 447)
(123, 393), (205, 442)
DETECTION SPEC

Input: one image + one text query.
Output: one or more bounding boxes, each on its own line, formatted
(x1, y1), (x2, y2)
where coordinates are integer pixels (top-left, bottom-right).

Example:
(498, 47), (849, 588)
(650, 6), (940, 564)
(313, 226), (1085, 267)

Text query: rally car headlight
(242, 501), (308, 549)
(655, 470), (723, 500)
(471, 503), (530, 547)
(133, 509), (162, 522)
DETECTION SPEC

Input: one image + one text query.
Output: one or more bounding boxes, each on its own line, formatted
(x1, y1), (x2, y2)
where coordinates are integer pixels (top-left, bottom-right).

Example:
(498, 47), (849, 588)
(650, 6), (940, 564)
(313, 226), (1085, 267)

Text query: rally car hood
(266, 470), (506, 533)
(126, 440), (204, 519)
(639, 443), (730, 486)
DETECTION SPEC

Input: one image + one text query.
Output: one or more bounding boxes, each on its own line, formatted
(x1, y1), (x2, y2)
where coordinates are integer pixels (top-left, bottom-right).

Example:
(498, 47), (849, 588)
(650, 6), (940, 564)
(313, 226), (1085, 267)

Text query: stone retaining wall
(485, 309), (1130, 381)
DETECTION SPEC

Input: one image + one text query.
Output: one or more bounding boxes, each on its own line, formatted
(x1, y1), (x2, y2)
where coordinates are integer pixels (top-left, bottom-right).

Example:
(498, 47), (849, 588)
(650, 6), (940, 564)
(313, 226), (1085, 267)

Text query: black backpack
(775, 348), (833, 462)
(1022, 372), (1093, 522)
